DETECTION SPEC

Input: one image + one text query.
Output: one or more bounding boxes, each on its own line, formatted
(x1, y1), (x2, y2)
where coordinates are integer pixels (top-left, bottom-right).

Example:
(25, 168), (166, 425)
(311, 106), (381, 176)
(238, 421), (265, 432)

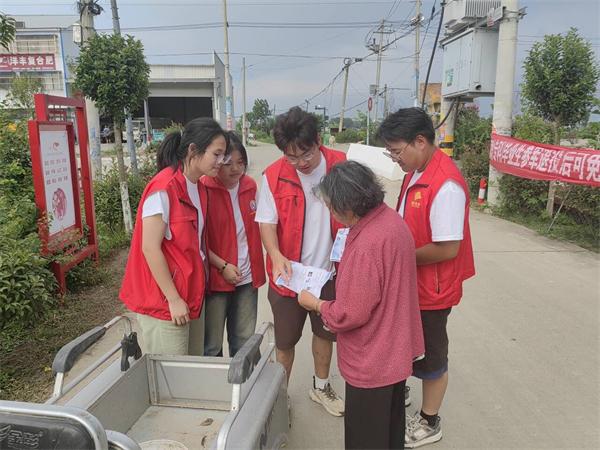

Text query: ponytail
(155, 118), (228, 172)
(157, 131), (183, 171)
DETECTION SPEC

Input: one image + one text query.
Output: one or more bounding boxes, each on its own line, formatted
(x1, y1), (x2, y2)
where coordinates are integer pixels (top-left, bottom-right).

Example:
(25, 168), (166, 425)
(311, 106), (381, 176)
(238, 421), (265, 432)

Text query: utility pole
(439, 98), (457, 157)
(367, 103), (371, 146)
(338, 58), (351, 134)
(143, 99), (151, 144)
(80, 0), (102, 180)
(110, 0), (120, 33)
(109, 0), (133, 233)
(242, 57), (247, 147)
(414, 0), (422, 107)
(305, 100), (309, 111)
(222, 0), (233, 130)
(109, 0), (138, 175)
(374, 20), (385, 122)
(488, 0), (520, 207)
(383, 84), (388, 118)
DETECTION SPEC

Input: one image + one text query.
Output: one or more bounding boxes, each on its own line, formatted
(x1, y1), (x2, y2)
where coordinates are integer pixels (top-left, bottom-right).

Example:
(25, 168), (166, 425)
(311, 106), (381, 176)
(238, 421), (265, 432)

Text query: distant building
(419, 82), (442, 124)
(2, 16), (231, 131)
(0, 15), (79, 101)
(133, 55), (231, 130)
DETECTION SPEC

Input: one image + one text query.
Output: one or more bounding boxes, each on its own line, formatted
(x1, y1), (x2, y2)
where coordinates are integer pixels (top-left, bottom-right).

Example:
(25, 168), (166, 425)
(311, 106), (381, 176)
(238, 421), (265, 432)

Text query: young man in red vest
(256, 106), (346, 417)
(378, 108), (475, 448)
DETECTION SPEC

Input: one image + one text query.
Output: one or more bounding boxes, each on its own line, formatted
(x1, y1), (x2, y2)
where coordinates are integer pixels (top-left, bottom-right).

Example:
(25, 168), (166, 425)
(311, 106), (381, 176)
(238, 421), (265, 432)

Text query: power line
(304, 66), (347, 105)
(96, 19), (413, 32)
(246, 27), (358, 69)
(331, 98), (369, 118)
(145, 51), (354, 60)
(385, 0), (404, 20)
(420, 0), (444, 108)
(301, 9), (435, 111)
(4, 0), (400, 5)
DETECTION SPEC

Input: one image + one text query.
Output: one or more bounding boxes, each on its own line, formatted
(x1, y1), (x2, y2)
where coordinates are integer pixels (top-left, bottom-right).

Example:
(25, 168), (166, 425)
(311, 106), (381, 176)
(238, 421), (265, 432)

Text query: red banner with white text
(490, 133), (600, 187)
(0, 53), (56, 71)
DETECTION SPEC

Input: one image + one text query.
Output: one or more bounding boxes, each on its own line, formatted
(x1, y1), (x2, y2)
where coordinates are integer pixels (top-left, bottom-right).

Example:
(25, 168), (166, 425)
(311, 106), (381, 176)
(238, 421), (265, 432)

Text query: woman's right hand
(168, 297), (190, 326)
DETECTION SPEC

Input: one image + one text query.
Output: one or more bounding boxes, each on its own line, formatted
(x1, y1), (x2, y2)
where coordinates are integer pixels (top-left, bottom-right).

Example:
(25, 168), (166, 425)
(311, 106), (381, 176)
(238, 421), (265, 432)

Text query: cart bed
(127, 405), (227, 448)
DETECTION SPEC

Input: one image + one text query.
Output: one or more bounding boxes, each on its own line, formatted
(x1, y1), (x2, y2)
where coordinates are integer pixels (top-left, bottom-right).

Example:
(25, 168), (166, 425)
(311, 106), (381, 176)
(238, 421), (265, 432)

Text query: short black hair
(318, 161), (385, 218)
(226, 131), (248, 167)
(377, 107), (435, 145)
(272, 106), (319, 152)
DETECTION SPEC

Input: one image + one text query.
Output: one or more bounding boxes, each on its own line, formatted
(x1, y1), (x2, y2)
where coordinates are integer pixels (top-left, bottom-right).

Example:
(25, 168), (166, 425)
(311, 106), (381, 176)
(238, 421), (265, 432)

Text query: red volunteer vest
(397, 149), (475, 310)
(120, 167), (208, 320)
(264, 146), (346, 297)
(202, 174), (266, 292)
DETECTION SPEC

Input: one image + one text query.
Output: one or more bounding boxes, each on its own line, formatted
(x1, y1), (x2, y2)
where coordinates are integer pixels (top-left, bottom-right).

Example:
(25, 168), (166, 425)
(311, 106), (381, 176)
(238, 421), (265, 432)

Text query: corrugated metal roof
(149, 64), (216, 81)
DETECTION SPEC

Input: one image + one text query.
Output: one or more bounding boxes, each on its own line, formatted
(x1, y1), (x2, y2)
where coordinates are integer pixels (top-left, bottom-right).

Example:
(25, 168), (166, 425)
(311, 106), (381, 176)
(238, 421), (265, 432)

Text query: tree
(0, 13), (15, 50)
(355, 111), (368, 129)
(521, 28), (600, 215)
(75, 33), (150, 232)
(5, 75), (43, 115)
(248, 99), (272, 133)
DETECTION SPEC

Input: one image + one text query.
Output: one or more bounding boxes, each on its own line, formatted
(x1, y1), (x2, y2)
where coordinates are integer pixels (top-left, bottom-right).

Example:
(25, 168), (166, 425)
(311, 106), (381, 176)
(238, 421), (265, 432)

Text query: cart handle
(52, 326), (106, 374)
(52, 316), (133, 374)
(227, 333), (263, 385)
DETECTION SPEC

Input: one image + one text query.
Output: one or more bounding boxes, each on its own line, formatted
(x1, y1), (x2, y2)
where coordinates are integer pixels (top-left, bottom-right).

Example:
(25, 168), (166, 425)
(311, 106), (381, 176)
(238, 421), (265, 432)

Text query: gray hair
(318, 161), (385, 218)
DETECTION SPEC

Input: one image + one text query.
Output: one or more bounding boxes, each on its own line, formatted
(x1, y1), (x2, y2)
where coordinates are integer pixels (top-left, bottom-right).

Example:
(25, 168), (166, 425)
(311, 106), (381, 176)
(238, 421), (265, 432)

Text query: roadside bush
(454, 108), (492, 195)
(496, 114), (553, 215)
(335, 129), (365, 143)
(0, 111), (57, 327)
(254, 129), (274, 144)
(0, 236), (56, 327)
(497, 114), (599, 249)
(94, 161), (153, 232)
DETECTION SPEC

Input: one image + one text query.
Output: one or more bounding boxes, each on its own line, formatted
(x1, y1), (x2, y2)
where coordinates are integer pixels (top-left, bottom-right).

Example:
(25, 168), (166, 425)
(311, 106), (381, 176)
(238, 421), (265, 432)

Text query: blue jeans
(204, 283), (258, 357)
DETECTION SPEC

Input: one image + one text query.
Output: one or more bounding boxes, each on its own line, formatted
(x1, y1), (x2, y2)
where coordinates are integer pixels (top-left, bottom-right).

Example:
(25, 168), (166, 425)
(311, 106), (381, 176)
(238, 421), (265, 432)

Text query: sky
(3, 0), (599, 120)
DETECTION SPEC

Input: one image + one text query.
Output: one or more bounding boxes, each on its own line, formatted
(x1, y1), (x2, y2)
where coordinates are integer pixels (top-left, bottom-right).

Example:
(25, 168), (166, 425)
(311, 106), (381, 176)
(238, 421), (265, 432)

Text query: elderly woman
(299, 161), (424, 450)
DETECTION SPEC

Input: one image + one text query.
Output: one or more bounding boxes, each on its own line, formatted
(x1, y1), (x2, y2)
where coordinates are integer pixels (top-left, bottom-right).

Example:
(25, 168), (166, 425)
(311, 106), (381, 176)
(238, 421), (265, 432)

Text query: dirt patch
(0, 248), (128, 402)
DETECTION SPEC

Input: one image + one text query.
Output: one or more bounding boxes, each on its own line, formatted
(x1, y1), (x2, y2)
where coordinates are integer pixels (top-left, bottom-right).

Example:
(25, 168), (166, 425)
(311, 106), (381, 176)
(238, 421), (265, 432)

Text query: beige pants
(137, 306), (205, 356)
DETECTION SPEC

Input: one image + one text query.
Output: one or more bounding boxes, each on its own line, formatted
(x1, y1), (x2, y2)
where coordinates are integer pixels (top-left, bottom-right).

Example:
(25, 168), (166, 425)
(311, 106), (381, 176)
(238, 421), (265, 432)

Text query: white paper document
(330, 228), (350, 262)
(275, 262), (332, 297)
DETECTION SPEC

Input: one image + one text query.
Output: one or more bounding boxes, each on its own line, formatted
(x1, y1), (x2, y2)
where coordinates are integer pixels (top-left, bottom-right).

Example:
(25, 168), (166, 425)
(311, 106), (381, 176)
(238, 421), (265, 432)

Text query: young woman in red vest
(202, 132), (266, 357)
(120, 118), (230, 356)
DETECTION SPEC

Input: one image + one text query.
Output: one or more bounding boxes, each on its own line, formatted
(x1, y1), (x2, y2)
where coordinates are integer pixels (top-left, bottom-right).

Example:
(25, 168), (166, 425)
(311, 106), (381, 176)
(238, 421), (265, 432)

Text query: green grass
(0, 249), (127, 402)
(476, 202), (600, 252)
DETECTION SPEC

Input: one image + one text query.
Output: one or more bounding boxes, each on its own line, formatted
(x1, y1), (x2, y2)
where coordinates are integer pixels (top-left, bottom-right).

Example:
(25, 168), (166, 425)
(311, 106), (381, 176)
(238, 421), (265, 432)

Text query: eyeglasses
(383, 141), (412, 162)
(285, 147), (318, 165)
(216, 153), (231, 164)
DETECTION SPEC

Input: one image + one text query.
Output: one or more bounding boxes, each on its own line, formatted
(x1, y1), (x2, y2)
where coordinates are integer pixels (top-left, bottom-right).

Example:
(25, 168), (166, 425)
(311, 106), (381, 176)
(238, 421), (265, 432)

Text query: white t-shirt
(256, 155), (333, 271)
(228, 183), (253, 286)
(142, 176), (206, 260)
(398, 171), (466, 242)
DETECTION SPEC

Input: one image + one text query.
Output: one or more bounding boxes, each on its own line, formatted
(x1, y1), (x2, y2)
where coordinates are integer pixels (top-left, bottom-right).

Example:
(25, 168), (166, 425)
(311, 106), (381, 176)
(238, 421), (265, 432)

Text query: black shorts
(267, 279), (336, 350)
(412, 308), (452, 380)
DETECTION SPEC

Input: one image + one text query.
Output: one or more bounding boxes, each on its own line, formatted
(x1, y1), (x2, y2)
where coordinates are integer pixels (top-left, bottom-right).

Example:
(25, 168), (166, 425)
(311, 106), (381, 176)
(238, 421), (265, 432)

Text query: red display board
(28, 94), (99, 294)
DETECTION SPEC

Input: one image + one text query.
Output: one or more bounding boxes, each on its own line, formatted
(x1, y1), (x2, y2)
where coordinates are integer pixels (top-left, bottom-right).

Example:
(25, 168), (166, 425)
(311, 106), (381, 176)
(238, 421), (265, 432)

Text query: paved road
(67, 141), (599, 449)
(246, 142), (600, 449)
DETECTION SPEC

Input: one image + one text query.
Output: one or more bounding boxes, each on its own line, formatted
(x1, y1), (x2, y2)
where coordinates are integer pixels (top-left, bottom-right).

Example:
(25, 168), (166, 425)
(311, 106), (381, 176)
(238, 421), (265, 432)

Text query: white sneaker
(405, 412), (442, 448)
(308, 382), (345, 417)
